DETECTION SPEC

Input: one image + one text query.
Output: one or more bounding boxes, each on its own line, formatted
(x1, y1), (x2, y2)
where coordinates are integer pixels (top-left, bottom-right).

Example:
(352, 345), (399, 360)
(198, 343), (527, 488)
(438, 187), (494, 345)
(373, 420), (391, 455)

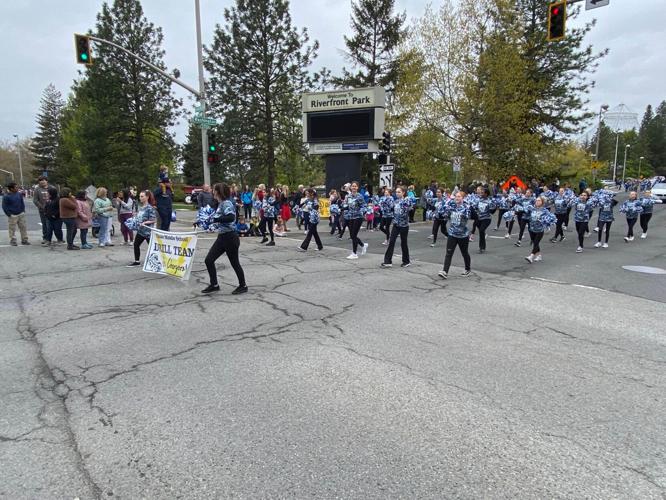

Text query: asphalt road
(1, 197), (665, 499)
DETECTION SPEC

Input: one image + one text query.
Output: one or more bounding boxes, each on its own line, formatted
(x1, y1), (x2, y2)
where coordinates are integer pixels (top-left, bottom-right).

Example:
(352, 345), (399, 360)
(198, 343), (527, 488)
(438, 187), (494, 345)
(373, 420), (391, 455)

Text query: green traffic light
(209, 145), (216, 152)
(81, 53), (88, 60)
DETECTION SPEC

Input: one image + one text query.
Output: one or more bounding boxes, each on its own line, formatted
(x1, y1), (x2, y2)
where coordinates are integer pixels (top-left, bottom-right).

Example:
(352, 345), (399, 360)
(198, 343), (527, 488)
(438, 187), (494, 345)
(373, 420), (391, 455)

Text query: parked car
(185, 188), (204, 206)
(650, 182), (666, 201)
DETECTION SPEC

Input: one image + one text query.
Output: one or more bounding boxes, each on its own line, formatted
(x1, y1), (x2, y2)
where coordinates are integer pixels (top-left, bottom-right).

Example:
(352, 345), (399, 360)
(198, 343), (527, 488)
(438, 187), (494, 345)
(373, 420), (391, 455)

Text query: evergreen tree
(205, 0), (318, 188)
(30, 84), (64, 181)
(69, 0), (181, 189)
(332, 0), (407, 94)
(181, 123), (204, 185)
(645, 101), (666, 169)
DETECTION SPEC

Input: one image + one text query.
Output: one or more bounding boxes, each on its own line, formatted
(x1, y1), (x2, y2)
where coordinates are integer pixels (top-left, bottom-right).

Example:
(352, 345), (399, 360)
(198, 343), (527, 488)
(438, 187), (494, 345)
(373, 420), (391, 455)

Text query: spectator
(2, 182), (30, 246)
(59, 187), (80, 250)
(32, 176), (53, 244)
(197, 184), (215, 209)
(75, 190), (93, 249)
(93, 187), (114, 247)
(44, 187), (64, 245)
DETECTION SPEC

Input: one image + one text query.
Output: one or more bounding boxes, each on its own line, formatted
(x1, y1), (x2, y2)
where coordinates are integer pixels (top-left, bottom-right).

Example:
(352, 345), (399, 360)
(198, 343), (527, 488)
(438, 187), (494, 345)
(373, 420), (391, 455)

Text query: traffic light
(207, 132), (219, 163)
(74, 34), (92, 65)
(381, 131), (391, 154)
(547, 2), (566, 41)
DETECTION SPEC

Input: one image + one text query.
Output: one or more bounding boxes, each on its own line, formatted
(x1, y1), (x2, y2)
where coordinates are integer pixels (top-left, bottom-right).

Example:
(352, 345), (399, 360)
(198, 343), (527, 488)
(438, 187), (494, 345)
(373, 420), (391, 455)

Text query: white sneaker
(629, 236), (635, 241)
(362, 243), (369, 255)
(593, 227), (599, 233)
(505, 233), (510, 239)
(576, 246), (583, 253)
(534, 255), (543, 262)
(99, 243), (105, 247)
(438, 270), (448, 279)
(594, 242), (602, 248)
(427, 234), (434, 239)
(430, 243), (435, 247)
(382, 240), (388, 246)
(346, 253), (358, 260)
(624, 236), (630, 243)
(296, 246), (306, 252)
(524, 254), (534, 263)
(602, 243), (609, 248)
(641, 233), (647, 239)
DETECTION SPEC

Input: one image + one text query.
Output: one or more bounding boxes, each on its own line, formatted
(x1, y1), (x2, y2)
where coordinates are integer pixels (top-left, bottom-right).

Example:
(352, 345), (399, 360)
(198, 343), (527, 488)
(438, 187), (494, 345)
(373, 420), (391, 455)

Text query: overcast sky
(1, 0), (664, 145)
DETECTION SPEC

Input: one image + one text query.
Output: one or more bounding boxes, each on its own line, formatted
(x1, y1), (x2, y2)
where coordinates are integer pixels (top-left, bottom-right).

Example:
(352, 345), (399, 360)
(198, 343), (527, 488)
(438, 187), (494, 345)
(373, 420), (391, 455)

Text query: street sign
(586, 0), (609, 10)
(192, 116), (217, 128)
(452, 156), (462, 172)
(379, 164), (394, 188)
(379, 163), (394, 173)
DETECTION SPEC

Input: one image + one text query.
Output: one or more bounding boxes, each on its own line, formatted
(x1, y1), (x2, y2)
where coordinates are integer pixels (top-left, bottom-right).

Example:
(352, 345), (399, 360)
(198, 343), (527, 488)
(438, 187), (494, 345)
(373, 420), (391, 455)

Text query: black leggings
(626, 218), (637, 238)
(384, 225), (409, 264)
(477, 219), (491, 250)
(62, 218), (77, 246)
(443, 236), (471, 273)
(134, 233), (149, 261)
(576, 221), (588, 247)
(640, 213), (652, 233)
(565, 208), (572, 227)
(205, 232), (245, 287)
(529, 230), (543, 254)
(301, 223), (323, 250)
(330, 214), (341, 235)
(380, 217), (392, 239)
(554, 213), (566, 239)
(260, 217), (274, 241)
(431, 218), (447, 243)
(349, 218), (364, 254)
(517, 217), (528, 241)
(496, 209), (507, 229)
(598, 221), (612, 243)
(243, 204), (252, 220)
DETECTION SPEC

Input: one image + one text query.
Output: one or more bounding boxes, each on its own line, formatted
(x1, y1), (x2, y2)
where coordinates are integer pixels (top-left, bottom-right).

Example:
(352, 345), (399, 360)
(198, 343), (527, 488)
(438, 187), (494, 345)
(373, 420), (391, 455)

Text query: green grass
(173, 202), (195, 211)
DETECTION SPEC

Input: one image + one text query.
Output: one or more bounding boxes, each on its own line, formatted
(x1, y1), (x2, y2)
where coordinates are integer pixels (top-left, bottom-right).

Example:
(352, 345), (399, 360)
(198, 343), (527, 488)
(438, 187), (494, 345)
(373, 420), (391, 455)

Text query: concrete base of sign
(326, 154), (362, 193)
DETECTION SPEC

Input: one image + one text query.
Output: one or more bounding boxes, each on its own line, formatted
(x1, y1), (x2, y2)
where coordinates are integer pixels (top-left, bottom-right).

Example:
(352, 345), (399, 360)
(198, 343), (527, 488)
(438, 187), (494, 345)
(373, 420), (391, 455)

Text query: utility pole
(612, 133), (619, 182)
(12, 134), (24, 188)
(595, 104), (608, 161)
(622, 144), (630, 184)
(195, 0), (210, 186)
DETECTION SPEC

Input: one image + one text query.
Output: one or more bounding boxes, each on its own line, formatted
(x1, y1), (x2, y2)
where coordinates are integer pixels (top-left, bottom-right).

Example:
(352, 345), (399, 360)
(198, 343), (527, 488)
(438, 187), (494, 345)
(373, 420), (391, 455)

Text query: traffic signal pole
(194, 0), (211, 186)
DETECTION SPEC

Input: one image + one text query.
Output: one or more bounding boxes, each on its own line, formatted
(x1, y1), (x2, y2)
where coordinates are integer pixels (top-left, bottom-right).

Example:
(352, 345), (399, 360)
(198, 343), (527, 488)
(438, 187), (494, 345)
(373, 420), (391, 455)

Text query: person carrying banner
(126, 191), (157, 267)
(202, 183), (248, 295)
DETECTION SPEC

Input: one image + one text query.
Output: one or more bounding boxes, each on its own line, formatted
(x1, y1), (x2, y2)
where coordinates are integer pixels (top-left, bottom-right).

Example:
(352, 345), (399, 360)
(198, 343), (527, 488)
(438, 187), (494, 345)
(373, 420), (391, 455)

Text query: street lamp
(638, 156), (645, 190)
(612, 133), (620, 182)
(595, 104), (609, 161)
(12, 134), (24, 188)
(590, 153), (597, 184)
(622, 144), (631, 184)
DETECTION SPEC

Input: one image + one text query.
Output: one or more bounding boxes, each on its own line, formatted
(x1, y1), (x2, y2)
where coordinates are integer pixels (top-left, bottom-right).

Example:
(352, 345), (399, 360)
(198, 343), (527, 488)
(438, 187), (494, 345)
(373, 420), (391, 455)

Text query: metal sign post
(379, 163), (394, 189)
(452, 156), (462, 186)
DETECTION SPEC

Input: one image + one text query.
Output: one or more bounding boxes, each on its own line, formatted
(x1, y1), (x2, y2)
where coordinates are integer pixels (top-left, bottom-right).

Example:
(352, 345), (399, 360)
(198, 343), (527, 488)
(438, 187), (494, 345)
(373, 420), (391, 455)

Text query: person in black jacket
(44, 187), (64, 245)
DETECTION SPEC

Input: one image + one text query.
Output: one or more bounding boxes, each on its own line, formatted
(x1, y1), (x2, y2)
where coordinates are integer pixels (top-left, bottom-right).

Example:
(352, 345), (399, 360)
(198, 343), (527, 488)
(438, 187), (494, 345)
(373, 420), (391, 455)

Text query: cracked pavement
(1, 227), (665, 499)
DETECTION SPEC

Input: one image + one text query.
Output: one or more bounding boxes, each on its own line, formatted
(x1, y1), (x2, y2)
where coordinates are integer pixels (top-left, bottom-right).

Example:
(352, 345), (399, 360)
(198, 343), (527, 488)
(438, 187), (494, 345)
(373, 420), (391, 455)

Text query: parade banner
(143, 229), (198, 280)
(318, 197), (330, 218)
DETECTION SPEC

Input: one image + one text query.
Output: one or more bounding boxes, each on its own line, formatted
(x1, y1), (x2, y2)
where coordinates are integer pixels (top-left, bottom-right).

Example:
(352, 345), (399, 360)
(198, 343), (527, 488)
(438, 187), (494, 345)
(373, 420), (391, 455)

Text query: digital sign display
(307, 109), (374, 143)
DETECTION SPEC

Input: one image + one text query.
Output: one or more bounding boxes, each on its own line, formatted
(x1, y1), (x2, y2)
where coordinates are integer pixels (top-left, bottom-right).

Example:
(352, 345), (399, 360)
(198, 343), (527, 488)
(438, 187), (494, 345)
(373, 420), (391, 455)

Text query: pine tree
(68, 0), (181, 189)
(332, 0), (407, 94)
(205, 0), (318, 188)
(645, 101), (666, 170)
(181, 123), (204, 185)
(30, 84), (64, 181)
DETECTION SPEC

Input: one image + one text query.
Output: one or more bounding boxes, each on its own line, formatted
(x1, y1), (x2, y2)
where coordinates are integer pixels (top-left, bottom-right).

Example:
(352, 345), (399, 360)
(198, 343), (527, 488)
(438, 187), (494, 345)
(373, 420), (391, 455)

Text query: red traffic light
(547, 2), (566, 41)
